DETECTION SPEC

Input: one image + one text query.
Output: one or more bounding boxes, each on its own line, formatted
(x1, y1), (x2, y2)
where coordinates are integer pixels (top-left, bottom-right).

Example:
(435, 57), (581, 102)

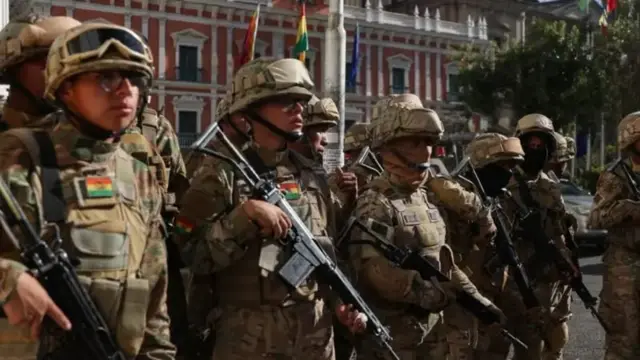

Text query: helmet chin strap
(246, 109), (303, 143)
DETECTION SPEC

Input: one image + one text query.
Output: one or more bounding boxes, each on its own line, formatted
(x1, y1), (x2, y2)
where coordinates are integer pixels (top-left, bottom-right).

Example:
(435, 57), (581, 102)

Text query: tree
(455, 13), (640, 134)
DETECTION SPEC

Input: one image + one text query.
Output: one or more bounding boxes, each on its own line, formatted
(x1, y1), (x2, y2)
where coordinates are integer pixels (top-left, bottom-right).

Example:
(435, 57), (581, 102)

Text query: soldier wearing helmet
(0, 23), (175, 358)
(175, 57), (365, 360)
(546, 132), (574, 181)
(346, 98), (505, 360)
(589, 111), (640, 360)
(495, 113), (573, 360)
(289, 95), (338, 160)
(0, 13), (81, 130)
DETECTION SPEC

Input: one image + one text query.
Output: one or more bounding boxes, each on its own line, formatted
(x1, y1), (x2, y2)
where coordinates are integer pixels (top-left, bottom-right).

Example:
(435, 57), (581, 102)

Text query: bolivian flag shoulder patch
(278, 181), (301, 201)
(175, 216), (195, 235)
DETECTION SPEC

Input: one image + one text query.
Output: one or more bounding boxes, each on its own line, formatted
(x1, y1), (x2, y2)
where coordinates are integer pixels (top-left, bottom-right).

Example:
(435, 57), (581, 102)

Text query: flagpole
(323, 0), (347, 172)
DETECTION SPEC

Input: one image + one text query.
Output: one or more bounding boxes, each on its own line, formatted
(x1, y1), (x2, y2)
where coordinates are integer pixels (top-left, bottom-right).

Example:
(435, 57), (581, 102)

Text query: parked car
(559, 178), (608, 251)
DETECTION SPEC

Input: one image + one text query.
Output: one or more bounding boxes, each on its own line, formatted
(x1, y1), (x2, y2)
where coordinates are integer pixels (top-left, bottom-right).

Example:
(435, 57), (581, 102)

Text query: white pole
(586, 129), (592, 171)
(323, 0), (346, 172)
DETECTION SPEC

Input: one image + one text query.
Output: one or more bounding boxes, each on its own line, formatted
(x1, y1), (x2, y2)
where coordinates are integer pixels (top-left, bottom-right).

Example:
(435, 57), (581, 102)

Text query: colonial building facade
(32, 0), (488, 146)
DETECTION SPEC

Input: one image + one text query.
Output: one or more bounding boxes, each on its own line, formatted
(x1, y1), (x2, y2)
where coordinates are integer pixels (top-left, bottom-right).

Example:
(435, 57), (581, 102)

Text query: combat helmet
(514, 113), (557, 154)
(466, 133), (524, 169)
(304, 95), (339, 131)
(370, 100), (444, 150)
(617, 111), (640, 151)
(371, 93), (423, 124)
(44, 22), (154, 101)
(344, 123), (370, 152)
(565, 136), (576, 159)
(0, 14), (81, 83)
(216, 92), (231, 122)
(549, 132), (573, 164)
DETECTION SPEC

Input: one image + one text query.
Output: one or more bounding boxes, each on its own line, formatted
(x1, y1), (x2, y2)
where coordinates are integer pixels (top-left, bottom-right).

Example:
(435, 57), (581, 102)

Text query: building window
(178, 45), (199, 82)
(173, 95), (205, 148)
(446, 63), (461, 102)
(391, 68), (406, 94)
(386, 54), (412, 95)
(171, 28), (208, 83)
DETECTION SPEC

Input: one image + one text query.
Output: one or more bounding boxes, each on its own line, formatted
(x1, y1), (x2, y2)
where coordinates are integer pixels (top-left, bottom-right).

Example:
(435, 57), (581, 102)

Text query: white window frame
(288, 46), (317, 79)
(171, 29), (208, 71)
(346, 49), (364, 95)
(173, 95), (205, 133)
(234, 38), (270, 59)
(387, 54), (412, 94)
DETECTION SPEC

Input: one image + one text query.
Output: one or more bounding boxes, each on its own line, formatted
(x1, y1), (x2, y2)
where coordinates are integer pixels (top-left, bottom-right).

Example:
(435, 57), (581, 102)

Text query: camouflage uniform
(302, 95), (339, 163)
(589, 111), (640, 360)
(0, 14), (80, 130)
(343, 123), (380, 190)
(0, 14), (80, 359)
(546, 133), (573, 181)
(177, 58), (341, 360)
(497, 114), (573, 360)
(348, 98), (502, 360)
(0, 23), (175, 359)
(424, 148), (498, 359)
(461, 133), (526, 360)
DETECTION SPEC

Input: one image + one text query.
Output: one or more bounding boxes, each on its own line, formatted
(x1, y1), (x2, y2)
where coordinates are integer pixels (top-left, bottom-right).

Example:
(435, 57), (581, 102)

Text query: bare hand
(335, 168), (358, 197)
(2, 272), (72, 339)
(242, 199), (292, 238)
(335, 304), (367, 334)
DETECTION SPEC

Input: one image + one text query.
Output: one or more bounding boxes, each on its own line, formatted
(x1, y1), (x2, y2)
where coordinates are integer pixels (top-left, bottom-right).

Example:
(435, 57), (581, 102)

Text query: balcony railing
(168, 67), (208, 83)
(177, 133), (199, 148)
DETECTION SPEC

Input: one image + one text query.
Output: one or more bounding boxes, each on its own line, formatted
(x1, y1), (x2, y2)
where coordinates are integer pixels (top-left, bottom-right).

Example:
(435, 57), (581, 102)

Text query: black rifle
(348, 146), (383, 176)
(336, 217), (527, 350)
(0, 177), (126, 360)
(610, 158), (640, 200)
(512, 167), (610, 334)
(191, 123), (400, 360)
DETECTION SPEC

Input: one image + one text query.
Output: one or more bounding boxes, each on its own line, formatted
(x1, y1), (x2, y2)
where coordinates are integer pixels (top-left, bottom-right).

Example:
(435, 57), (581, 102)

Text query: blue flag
(348, 24), (360, 88)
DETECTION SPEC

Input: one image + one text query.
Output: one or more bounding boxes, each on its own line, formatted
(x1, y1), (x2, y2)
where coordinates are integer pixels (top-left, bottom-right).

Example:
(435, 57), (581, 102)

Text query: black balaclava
(476, 163), (513, 197)
(520, 132), (553, 176)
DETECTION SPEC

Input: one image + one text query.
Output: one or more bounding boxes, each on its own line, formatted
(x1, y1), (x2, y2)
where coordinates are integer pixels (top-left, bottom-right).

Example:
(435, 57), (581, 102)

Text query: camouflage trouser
(0, 319), (38, 360)
(212, 300), (335, 360)
(356, 316), (446, 360)
(490, 281), (571, 360)
(443, 303), (476, 360)
(599, 245), (640, 360)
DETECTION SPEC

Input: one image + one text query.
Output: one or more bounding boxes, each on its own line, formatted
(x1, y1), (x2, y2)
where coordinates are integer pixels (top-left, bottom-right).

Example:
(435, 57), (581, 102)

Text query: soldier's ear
(57, 80), (74, 102)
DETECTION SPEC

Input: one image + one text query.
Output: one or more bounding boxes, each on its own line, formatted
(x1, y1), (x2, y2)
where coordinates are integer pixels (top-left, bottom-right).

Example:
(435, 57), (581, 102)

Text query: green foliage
(455, 10), (640, 133)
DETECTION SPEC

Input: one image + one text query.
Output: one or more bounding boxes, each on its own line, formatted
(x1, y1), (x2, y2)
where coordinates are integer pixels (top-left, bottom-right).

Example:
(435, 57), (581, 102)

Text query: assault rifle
(0, 177), (125, 360)
(609, 158), (640, 200)
(348, 146), (383, 176)
(336, 217), (527, 350)
(191, 123), (400, 360)
(513, 167), (610, 334)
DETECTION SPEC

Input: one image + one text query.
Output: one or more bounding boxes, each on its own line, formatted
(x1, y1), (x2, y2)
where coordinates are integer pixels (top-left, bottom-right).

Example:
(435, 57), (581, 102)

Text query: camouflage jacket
(0, 119), (175, 359)
(1, 105), (61, 130)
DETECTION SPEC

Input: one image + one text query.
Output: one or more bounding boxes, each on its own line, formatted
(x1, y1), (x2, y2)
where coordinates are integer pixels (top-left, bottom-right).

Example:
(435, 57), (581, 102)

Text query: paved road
(563, 249), (606, 360)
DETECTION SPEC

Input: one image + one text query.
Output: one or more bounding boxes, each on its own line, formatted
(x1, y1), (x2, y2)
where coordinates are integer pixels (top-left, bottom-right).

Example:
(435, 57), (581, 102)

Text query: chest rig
(4, 128), (155, 357)
(215, 149), (334, 308)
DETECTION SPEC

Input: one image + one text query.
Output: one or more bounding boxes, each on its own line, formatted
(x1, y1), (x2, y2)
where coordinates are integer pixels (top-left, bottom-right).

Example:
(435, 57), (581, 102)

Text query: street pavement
(564, 248), (606, 360)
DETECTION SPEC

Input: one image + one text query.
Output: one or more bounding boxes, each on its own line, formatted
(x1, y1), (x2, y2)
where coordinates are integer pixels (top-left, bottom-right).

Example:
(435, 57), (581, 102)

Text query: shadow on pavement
(580, 262), (605, 276)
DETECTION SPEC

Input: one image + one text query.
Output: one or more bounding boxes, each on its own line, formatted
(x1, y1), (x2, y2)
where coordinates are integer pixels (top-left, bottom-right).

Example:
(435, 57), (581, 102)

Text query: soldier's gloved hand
(335, 304), (367, 334)
(242, 199), (292, 239)
(335, 168), (358, 198)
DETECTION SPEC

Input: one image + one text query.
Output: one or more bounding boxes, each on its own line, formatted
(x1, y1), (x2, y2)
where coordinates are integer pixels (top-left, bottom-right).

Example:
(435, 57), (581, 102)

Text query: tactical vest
(215, 151), (334, 308)
(1, 128), (159, 358)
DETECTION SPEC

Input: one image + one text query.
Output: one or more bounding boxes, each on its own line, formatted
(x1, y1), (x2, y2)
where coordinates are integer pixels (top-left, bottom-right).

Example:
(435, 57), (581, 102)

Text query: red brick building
(32, 0), (488, 146)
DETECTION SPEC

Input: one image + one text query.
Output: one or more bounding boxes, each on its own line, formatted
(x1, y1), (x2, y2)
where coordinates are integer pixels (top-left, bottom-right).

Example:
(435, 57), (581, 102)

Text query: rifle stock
(192, 123), (400, 360)
(0, 177), (126, 360)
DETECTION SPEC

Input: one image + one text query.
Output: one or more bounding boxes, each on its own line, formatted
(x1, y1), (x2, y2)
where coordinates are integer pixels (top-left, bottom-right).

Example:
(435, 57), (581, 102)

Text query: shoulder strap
(6, 128), (65, 223)
(139, 109), (159, 145)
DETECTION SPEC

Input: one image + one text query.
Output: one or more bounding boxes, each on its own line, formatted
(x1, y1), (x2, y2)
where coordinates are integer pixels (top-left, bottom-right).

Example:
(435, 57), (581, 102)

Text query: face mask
(476, 164), (513, 197)
(522, 147), (548, 175)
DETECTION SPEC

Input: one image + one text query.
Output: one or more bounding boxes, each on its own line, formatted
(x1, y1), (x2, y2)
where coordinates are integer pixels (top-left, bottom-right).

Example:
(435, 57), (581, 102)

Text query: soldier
(459, 133), (526, 360)
(176, 57), (364, 360)
(341, 123), (380, 197)
(546, 133), (573, 181)
(347, 98), (504, 360)
(0, 22), (175, 358)
(588, 111), (640, 360)
(498, 114), (572, 360)
(0, 13), (81, 359)
(290, 95), (338, 161)
(0, 14), (80, 129)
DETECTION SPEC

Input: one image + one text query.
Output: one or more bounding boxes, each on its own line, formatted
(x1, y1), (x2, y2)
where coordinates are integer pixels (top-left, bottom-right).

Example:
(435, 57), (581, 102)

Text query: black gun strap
(242, 147), (276, 180)
(6, 129), (65, 224)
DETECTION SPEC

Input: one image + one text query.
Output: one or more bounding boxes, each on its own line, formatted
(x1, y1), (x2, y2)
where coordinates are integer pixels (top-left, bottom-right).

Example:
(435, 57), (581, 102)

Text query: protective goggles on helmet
(62, 28), (150, 65)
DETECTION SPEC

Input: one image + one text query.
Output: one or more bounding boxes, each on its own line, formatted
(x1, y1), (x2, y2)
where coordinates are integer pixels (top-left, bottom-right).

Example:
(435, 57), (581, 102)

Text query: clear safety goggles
(62, 28), (150, 64)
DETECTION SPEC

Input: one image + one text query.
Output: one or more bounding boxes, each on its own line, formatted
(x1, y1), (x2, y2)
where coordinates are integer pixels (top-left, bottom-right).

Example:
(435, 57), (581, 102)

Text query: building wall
(33, 0), (488, 144)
